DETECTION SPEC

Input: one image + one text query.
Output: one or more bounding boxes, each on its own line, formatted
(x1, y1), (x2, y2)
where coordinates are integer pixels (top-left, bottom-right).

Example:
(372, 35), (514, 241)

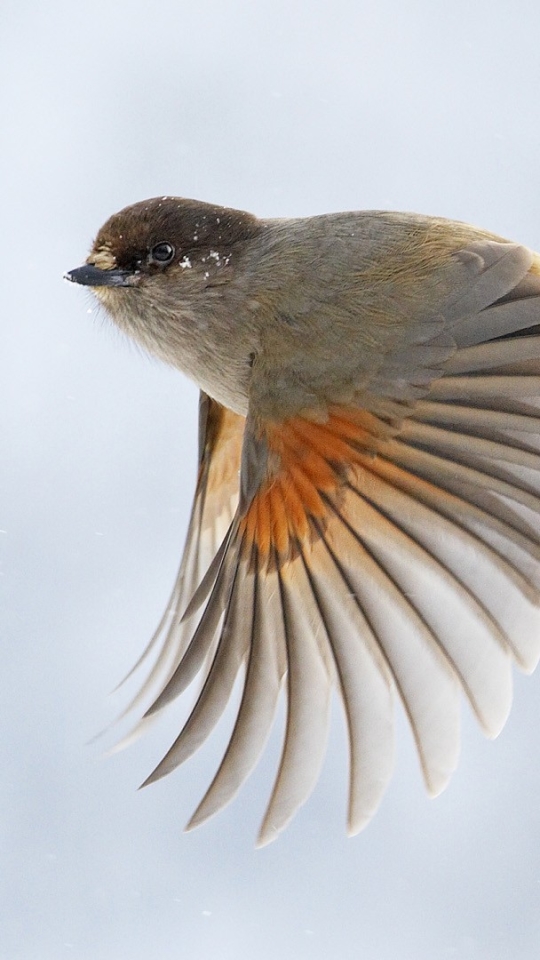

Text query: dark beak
(64, 263), (137, 287)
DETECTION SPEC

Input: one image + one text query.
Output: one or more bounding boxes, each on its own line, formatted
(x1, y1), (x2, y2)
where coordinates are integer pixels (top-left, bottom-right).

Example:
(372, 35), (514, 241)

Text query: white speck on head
(193, 235), (198, 241)
(209, 250), (221, 263)
(180, 256), (192, 269)
(216, 217), (220, 224)
(204, 271), (210, 279)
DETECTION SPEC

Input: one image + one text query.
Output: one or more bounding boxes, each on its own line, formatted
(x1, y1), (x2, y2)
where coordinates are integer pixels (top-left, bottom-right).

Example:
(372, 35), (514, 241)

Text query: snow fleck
(204, 271), (210, 279)
(180, 256), (192, 270)
(216, 217), (220, 224)
(209, 250), (221, 263)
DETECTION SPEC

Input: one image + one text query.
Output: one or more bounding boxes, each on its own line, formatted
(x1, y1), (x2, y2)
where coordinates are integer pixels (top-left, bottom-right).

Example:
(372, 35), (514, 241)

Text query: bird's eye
(149, 242), (175, 264)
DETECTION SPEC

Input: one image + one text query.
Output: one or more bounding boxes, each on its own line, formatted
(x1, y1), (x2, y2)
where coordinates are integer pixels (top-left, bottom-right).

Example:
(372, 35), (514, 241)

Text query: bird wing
(115, 392), (244, 722)
(136, 239), (540, 844)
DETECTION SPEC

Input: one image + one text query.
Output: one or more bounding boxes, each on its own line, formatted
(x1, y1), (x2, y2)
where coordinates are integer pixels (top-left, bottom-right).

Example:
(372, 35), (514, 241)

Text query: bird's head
(65, 196), (261, 304)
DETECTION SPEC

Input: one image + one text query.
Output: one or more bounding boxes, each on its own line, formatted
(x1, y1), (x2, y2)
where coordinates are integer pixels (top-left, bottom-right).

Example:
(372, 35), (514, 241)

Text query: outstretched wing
(116, 393), (244, 723)
(137, 239), (540, 844)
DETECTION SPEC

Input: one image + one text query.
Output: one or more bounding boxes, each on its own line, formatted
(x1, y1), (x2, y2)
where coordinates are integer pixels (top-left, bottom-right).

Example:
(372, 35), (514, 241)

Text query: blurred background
(2, 1), (540, 957)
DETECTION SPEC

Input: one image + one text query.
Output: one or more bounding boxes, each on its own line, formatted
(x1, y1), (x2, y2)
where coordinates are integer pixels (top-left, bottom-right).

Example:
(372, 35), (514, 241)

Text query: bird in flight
(66, 198), (540, 844)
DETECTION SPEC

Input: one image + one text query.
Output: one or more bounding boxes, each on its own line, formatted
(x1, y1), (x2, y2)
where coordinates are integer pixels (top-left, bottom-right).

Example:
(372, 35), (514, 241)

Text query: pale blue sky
(2, 2), (540, 957)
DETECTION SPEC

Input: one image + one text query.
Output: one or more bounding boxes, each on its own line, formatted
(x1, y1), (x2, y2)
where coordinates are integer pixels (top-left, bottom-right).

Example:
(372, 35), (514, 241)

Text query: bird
(66, 196), (540, 845)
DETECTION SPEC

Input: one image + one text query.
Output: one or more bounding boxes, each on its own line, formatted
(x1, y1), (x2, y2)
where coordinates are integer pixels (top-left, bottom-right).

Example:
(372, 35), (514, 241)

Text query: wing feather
(186, 559), (285, 830)
(143, 539), (253, 784)
(257, 551), (333, 846)
(343, 478), (513, 735)
(299, 543), (395, 835)
(319, 505), (461, 797)
(112, 394), (244, 726)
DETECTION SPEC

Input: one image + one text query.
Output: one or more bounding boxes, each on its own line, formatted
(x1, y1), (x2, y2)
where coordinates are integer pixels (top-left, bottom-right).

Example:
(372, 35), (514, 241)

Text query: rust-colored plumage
(239, 408), (389, 567)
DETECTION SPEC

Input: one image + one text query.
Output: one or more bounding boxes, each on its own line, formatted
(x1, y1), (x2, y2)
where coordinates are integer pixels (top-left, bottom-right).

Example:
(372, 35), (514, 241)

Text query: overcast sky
(2, 2), (540, 958)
